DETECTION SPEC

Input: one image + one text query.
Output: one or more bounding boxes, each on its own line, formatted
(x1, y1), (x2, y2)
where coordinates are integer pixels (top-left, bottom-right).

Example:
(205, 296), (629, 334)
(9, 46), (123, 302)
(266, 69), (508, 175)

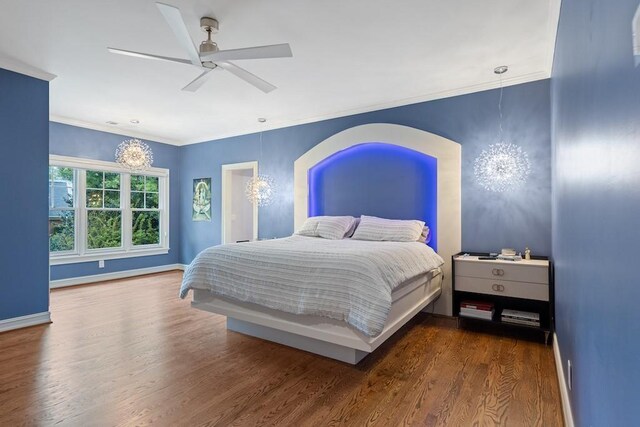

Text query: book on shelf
(501, 316), (541, 327)
(460, 300), (494, 311)
(460, 307), (494, 320)
(501, 309), (540, 322)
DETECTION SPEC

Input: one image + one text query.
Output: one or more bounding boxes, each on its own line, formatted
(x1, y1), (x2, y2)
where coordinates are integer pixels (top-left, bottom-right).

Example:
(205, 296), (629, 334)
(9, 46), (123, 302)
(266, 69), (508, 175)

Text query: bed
(181, 123), (461, 364)
(181, 235), (444, 364)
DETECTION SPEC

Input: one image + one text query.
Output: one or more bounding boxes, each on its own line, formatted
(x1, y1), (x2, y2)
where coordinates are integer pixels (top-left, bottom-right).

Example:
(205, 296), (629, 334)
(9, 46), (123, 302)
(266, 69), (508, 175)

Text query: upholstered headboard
(293, 123), (461, 316)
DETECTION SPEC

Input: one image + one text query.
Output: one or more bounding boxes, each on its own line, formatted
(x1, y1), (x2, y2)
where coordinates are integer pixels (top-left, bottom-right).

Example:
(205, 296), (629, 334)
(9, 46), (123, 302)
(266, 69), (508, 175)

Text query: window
(131, 175), (160, 246)
(49, 155), (169, 265)
(49, 166), (76, 253)
(86, 170), (122, 249)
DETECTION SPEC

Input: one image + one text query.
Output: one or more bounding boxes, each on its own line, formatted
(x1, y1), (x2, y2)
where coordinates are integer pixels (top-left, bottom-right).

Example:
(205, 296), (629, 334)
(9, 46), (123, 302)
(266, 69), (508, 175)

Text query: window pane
(131, 191), (144, 209)
(86, 171), (103, 189)
(87, 190), (103, 208)
(50, 166), (74, 182)
(87, 210), (122, 249)
(132, 211), (160, 245)
(131, 175), (145, 191)
(145, 176), (159, 192)
(49, 210), (75, 252)
(49, 166), (74, 208)
(104, 173), (120, 189)
(146, 192), (159, 209)
(104, 190), (120, 208)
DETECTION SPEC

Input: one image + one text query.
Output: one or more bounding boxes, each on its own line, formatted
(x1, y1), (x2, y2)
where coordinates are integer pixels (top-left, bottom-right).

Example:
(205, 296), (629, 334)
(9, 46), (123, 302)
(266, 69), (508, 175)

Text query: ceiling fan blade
(218, 62), (276, 93)
(201, 43), (292, 62)
(107, 47), (192, 65)
(182, 69), (213, 92)
(156, 2), (201, 66)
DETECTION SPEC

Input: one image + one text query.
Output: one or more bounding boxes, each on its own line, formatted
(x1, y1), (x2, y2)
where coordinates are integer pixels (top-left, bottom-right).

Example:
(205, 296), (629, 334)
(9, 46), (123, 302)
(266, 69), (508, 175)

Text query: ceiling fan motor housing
(200, 17), (218, 33)
(199, 17), (219, 69)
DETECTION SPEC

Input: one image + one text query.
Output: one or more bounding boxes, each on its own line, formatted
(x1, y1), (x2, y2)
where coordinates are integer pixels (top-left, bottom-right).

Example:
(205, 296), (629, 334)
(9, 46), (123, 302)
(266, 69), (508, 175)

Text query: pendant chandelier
(245, 173), (276, 207)
(115, 138), (153, 171)
(474, 66), (531, 193)
(245, 119), (276, 206)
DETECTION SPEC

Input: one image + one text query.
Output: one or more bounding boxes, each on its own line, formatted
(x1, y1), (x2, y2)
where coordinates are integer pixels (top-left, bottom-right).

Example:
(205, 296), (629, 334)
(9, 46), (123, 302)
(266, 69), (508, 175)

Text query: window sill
(50, 247), (170, 265)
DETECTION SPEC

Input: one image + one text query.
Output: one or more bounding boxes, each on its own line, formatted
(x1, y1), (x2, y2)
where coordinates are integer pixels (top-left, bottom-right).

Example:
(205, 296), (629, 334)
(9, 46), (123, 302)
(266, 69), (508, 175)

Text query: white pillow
(295, 216), (355, 240)
(351, 215), (425, 242)
(296, 217), (321, 237)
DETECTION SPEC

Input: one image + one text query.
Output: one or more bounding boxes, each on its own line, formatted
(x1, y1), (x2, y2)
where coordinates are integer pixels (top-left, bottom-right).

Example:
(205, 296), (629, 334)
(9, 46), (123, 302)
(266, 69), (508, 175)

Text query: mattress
(180, 235), (444, 337)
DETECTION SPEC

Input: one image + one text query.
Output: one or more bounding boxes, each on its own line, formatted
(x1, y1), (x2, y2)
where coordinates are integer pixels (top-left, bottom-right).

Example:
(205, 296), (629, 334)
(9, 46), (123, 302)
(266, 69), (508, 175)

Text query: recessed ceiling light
(494, 65), (509, 74)
(130, 119), (140, 124)
(257, 118), (267, 123)
(106, 121), (118, 125)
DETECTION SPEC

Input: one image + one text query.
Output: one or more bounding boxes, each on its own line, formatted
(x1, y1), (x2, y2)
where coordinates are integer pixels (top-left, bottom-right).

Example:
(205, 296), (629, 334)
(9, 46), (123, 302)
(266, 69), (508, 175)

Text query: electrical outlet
(98, 260), (105, 269)
(567, 360), (572, 391)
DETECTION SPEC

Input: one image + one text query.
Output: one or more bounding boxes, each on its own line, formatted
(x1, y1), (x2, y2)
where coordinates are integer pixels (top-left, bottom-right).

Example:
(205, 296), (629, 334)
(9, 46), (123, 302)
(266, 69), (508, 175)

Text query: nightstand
(452, 252), (554, 344)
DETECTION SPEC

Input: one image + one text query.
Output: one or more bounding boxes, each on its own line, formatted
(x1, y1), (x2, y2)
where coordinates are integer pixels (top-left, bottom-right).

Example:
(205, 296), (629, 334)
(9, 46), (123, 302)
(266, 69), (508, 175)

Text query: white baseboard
(50, 263), (186, 289)
(0, 311), (51, 333)
(553, 333), (575, 427)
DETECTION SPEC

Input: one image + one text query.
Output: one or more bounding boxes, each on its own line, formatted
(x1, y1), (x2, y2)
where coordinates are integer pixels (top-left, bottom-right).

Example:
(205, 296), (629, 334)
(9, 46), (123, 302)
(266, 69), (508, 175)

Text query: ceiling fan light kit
(108, 2), (292, 93)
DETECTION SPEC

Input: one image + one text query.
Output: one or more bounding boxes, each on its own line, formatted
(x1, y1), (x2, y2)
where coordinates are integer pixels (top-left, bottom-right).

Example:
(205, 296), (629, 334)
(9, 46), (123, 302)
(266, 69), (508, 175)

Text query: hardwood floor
(0, 271), (563, 426)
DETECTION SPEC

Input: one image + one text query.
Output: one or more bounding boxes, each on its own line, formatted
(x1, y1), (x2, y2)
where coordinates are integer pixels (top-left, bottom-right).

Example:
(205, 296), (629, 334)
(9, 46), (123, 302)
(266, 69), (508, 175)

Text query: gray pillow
(296, 216), (355, 240)
(351, 215), (425, 242)
(417, 226), (431, 244)
(345, 217), (361, 238)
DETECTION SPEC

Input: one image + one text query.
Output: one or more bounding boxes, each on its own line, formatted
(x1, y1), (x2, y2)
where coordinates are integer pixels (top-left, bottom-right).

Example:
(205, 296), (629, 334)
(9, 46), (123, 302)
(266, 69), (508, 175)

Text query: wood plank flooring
(0, 271), (563, 426)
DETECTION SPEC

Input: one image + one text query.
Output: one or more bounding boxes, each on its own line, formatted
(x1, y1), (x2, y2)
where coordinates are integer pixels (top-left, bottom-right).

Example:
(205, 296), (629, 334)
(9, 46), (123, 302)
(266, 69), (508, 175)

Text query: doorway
(221, 162), (258, 244)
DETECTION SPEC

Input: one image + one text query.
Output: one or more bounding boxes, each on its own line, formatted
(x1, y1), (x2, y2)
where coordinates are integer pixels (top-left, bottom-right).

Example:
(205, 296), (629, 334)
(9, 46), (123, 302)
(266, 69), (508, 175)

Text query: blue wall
(49, 123), (182, 280)
(0, 69), (50, 321)
(551, 0), (640, 425)
(180, 79), (552, 263)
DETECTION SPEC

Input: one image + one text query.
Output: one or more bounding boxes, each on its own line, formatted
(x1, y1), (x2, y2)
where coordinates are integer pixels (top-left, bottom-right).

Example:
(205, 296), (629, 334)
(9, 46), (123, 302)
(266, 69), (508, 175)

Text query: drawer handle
(492, 268), (505, 276)
(492, 284), (505, 292)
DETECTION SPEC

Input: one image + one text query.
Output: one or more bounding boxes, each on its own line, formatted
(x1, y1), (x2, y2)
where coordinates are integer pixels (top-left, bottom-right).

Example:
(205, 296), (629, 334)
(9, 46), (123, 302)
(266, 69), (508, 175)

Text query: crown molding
(0, 53), (56, 81)
(49, 115), (183, 146)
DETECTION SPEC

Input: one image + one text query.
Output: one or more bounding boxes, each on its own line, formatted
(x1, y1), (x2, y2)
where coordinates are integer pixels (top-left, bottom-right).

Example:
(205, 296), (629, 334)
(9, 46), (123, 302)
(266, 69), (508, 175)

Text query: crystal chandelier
(245, 174), (276, 207)
(245, 119), (276, 206)
(474, 66), (531, 192)
(115, 138), (153, 171)
(474, 143), (530, 192)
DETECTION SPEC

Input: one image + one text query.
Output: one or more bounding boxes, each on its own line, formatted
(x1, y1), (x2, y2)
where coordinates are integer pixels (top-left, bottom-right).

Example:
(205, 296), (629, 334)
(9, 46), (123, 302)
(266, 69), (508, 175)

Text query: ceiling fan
(108, 2), (292, 93)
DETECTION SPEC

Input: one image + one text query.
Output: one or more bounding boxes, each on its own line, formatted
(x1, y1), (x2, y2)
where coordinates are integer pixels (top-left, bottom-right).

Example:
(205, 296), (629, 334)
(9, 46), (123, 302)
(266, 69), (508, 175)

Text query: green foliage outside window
(49, 210), (75, 252)
(87, 210), (122, 249)
(132, 211), (160, 245)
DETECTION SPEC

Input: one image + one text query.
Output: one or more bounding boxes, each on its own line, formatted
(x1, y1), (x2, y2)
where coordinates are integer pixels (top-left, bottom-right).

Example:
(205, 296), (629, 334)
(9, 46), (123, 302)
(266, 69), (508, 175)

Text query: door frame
(221, 161), (259, 244)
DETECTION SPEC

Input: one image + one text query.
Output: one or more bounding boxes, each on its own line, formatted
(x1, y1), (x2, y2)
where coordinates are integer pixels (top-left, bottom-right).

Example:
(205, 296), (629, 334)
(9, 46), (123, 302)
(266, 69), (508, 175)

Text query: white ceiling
(0, 0), (561, 146)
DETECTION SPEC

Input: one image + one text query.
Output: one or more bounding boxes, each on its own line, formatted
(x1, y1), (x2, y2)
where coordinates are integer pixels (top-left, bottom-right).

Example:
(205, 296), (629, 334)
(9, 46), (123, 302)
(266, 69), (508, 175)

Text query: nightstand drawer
(455, 276), (549, 301)
(455, 261), (548, 284)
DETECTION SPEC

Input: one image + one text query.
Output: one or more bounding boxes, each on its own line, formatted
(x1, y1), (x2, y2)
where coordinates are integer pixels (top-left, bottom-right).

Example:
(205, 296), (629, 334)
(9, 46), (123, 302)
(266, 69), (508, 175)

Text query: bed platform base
(227, 317), (369, 364)
(191, 270), (442, 364)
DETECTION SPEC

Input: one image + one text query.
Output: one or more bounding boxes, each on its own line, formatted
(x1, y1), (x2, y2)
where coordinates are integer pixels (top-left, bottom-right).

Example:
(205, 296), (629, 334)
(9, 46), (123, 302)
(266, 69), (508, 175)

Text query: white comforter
(180, 235), (444, 337)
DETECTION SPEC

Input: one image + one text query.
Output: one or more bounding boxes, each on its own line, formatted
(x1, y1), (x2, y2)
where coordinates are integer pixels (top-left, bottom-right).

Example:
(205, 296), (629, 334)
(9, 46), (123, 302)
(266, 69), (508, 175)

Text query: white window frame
(49, 155), (170, 265)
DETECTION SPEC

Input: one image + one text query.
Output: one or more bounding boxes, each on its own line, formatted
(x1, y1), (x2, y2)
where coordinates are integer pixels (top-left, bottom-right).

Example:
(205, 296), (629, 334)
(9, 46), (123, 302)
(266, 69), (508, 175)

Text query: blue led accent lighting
(308, 142), (438, 250)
